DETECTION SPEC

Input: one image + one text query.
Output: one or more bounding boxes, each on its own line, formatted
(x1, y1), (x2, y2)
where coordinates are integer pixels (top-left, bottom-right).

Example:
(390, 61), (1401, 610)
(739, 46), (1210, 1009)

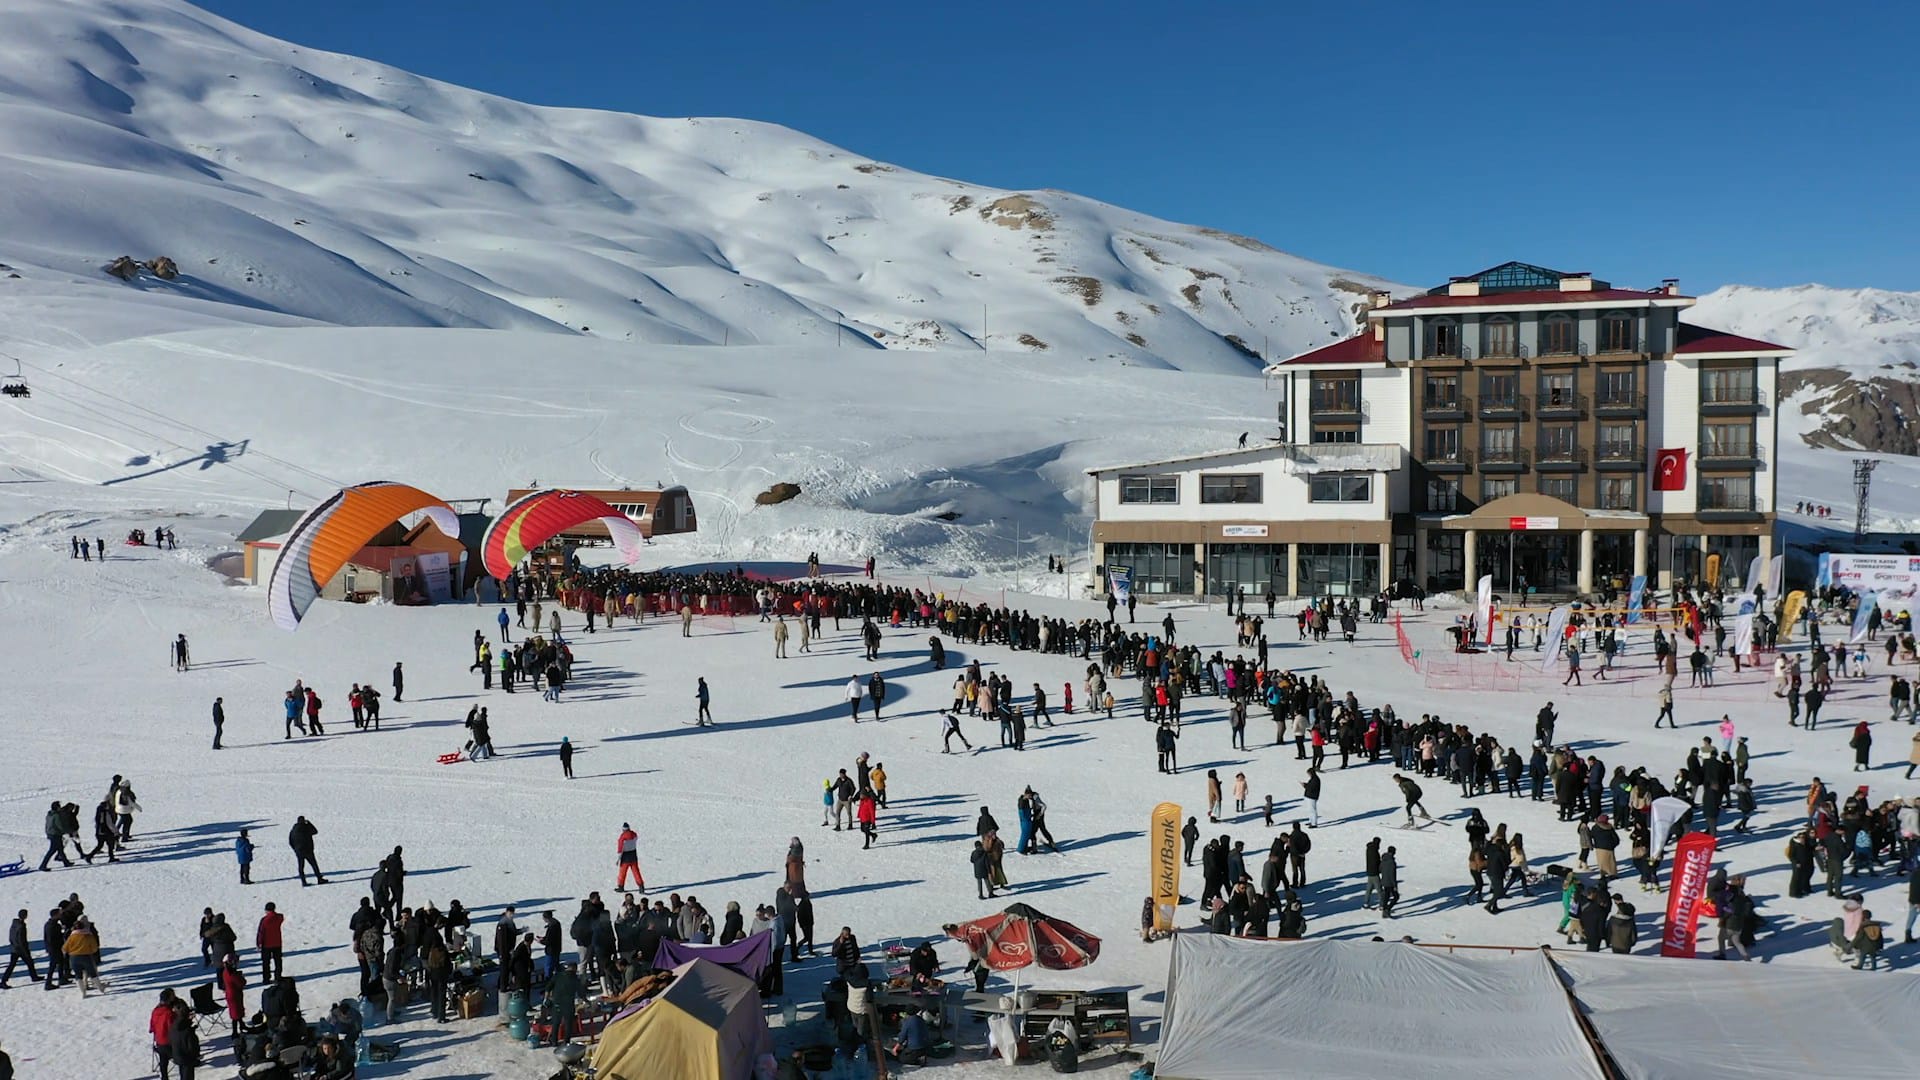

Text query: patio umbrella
(946, 903), (1101, 992)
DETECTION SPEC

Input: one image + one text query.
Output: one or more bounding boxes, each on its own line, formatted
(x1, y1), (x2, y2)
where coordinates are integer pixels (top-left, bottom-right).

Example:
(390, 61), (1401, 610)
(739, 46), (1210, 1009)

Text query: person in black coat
(831, 927), (861, 975)
(1484, 842), (1511, 914)
(540, 912), (563, 979)
(1287, 823), (1311, 886)
(169, 1000), (201, 1080)
(392, 662), (404, 702)
(1181, 817), (1200, 865)
(288, 817), (326, 886)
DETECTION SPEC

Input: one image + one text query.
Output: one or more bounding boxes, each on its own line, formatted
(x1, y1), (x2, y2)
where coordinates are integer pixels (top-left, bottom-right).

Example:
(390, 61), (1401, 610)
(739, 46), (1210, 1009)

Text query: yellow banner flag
(1779, 590), (1807, 641)
(1150, 801), (1182, 933)
(1704, 552), (1722, 591)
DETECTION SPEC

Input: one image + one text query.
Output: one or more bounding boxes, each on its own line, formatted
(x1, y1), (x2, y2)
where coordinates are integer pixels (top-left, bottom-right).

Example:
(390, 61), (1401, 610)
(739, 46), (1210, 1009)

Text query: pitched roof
(236, 509), (304, 543)
(1267, 333), (1386, 367)
(1673, 323), (1792, 356)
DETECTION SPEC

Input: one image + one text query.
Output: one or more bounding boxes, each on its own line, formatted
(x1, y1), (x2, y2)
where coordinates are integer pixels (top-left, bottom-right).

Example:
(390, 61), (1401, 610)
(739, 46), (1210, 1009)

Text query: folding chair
(190, 982), (227, 1038)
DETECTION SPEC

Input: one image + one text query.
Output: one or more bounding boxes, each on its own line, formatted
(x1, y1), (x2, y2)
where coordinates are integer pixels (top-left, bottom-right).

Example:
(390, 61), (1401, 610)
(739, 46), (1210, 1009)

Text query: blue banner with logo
(1107, 565), (1133, 606)
(1625, 575), (1646, 623)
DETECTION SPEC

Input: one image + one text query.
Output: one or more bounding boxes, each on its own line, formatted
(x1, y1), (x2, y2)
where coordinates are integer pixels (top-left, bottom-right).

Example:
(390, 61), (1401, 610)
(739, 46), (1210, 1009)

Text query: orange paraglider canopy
(268, 481), (459, 630)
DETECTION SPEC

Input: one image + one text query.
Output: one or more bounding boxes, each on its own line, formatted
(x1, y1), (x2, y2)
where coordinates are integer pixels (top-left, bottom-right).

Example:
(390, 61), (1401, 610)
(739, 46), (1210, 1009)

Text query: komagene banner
(1660, 831), (1718, 958)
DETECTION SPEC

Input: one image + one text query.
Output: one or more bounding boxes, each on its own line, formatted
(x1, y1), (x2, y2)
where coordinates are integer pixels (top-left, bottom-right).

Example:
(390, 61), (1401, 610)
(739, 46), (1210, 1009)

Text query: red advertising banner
(1660, 831), (1718, 957)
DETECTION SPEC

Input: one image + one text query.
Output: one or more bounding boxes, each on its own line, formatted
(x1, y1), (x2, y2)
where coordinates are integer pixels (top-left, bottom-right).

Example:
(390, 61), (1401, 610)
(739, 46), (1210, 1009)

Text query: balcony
(1700, 384), (1766, 415)
(1595, 337), (1645, 356)
(1534, 445), (1588, 471)
(1535, 338), (1587, 361)
(1421, 394), (1471, 421)
(1478, 343), (1530, 362)
(1478, 393), (1528, 418)
(1700, 443), (1766, 470)
(1309, 396), (1366, 421)
(1696, 491), (1767, 521)
(1422, 342), (1470, 362)
(1595, 442), (1644, 470)
(1536, 391), (1587, 418)
(1423, 449), (1472, 473)
(1479, 446), (1530, 472)
(1594, 391), (1647, 418)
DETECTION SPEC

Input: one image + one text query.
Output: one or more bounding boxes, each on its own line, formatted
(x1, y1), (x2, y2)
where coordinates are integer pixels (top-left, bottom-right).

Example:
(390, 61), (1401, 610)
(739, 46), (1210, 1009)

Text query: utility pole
(1853, 458), (1880, 541)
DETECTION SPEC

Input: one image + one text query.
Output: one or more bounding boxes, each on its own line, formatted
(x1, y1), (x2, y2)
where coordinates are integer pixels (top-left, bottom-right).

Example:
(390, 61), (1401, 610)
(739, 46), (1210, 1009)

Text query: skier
(616, 823), (644, 892)
(288, 816), (327, 886)
(696, 677), (713, 726)
(1393, 774), (1434, 826)
(211, 697), (225, 750)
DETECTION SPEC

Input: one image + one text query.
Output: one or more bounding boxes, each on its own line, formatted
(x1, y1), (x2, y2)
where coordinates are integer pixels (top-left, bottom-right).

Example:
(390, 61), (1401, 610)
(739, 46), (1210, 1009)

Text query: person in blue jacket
(236, 828), (254, 885)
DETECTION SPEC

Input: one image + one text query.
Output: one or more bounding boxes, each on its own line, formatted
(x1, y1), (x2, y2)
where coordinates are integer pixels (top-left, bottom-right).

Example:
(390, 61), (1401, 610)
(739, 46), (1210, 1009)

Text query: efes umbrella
(945, 902), (1101, 973)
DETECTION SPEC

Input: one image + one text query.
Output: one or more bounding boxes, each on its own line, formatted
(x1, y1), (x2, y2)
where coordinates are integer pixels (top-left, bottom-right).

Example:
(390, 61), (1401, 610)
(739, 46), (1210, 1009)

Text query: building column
(1193, 544), (1207, 598)
(1461, 529), (1478, 596)
(1577, 528), (1595, 594)
(1378, 541), (1392, 592)
(1632, 528), (1649, 581)
(1286, 544), (1300, 598)
(1412, 528), (1430, 591)
(1757, 531), (1775, 590)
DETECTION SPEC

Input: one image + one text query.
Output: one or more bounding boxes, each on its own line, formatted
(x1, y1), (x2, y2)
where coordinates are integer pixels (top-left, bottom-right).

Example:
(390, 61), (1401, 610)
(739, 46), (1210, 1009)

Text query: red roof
(1273, 333), (1386, 366)
(1379, 288), (1690, 311)
(1674, 323), (1791, 355)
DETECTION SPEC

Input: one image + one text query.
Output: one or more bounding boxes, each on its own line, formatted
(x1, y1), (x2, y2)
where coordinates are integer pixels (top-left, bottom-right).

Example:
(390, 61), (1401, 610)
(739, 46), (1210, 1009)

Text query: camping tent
(1550, 951), (1920, 1080)
(593, 958), (774, 1080)
(1156, 935), (1605, 1080)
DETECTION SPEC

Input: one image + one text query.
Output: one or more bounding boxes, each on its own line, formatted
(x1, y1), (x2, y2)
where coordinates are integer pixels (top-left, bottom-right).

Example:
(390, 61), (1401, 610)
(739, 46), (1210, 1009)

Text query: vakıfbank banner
(1150, 801), (1182, 933)
(1818, 553), (1920, 612)
(1108, 565), (1134, 606)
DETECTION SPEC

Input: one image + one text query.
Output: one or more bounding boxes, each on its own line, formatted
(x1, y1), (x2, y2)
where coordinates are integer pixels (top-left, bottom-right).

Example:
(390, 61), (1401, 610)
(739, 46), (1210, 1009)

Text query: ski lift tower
(1853, 458), (1879, 542)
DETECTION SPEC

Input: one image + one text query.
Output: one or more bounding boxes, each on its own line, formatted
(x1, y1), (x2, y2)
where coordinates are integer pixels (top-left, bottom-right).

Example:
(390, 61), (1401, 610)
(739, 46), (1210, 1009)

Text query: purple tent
(651, 929), (773, 983)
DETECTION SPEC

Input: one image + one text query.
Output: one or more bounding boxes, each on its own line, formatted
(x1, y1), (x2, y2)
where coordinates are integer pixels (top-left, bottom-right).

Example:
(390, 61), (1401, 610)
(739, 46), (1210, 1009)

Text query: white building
(1086, 261), (1791, 598)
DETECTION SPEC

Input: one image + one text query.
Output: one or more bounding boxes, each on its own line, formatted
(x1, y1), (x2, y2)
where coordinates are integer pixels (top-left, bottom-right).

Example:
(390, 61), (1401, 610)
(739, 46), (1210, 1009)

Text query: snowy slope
(0, 0), (1392, 369)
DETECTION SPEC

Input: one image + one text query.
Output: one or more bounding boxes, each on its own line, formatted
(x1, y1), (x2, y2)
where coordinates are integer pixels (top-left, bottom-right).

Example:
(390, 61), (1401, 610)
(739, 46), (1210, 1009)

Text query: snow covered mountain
(1694, 283), (1920, 455)
(0, 0), (1390, 371)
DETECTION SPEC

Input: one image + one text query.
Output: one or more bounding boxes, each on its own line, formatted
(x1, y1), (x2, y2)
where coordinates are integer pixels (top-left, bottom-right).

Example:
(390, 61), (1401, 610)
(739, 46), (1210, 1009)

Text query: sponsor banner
(1221, 524), (1269, 538)
(1779, 590), (1807, 641)
(1150, 802), (1182, 933)
(1704, 553), (1722, 591)
(1108, 565), (1133, 606)
(1507, 516), (1559, 531)
(1768, 554), (1785, 596)
(1625, 575), (1646, 624)
(1733, 612), (1755, 657)
(1820, 553), (1920, 612)
(418, 550), (452, 603)
(1746, 555), (1766, 594)
(1661, 832), (1719, 958)
(1475, 574), (1494, 646)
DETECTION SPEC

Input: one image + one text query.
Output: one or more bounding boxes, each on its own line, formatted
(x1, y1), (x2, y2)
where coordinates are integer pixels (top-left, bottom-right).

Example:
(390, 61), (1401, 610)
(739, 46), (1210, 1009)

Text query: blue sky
(197, 0), (1918, 292)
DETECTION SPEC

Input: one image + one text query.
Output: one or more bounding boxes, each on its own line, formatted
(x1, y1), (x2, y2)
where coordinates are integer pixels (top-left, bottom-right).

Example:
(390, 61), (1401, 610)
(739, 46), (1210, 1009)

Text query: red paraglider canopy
(946, 903), (1101, 972)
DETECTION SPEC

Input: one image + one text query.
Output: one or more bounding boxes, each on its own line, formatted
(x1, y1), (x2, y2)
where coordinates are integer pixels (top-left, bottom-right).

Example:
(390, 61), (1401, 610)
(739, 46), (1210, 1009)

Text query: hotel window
(1539, 424), (1576, 459)
(1600, 476), (1638, 510)
(1311, 376), (1360, 413)
(1599, 423), (1637, 459)
(1702, 421), (1755, 459)
(1309, 475), (1373, 503)
(1482, 424), (1519, 461)
(1426, 479), (1460, 512)
(1539, 371), (1574, 408)
(1597, 367), (1637, 405)
(1119, 474), (1180, 504)
(1600, 312), (1636, 352)
(1480, 372), (1518, 409)
(1541, 314), (1576, 355)
(1482, 478), (1517, 501)
(1423, 373), (1460, 409)
(1700, 475), (1755, 510)
(1702, 366), (1756, 404)
(1200, 474), (1263, 504)
(1538, 476), (1576, 501)
(1424, 426), (1461, 461)
(1483, 315), (1517, 358)
(1427, 319), (1462, 358)
(1312, 425), (1360, 444)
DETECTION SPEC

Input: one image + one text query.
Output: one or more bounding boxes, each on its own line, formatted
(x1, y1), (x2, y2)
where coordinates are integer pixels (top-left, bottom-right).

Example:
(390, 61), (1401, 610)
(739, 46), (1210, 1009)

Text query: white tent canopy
(1551, 951), (1920, 1080)
(1157, 935), (1606, 1080)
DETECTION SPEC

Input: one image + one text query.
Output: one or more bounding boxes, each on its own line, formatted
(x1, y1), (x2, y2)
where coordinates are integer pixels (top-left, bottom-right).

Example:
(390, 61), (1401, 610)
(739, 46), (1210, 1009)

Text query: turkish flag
(1653, 448), (1688, 491)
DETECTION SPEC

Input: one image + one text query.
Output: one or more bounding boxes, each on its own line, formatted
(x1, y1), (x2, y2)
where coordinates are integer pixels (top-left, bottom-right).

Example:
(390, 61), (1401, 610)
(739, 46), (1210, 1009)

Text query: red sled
(436, 752), (464, 765)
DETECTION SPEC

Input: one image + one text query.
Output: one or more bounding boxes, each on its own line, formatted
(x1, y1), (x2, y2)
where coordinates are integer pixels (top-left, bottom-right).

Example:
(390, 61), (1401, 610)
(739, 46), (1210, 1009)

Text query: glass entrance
(1479, 532), (1576, 595)
(1206, 543), (1286, 598)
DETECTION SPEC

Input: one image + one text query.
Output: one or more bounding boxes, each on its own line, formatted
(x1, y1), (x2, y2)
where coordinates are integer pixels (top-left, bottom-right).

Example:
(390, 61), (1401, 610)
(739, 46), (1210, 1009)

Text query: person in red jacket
(256, 902), (284, 984)
(616, 824), (643, 892)
(218, 954), (247, 1051)
(150, 987), (178, 1080)
(856, 791), (879, 849)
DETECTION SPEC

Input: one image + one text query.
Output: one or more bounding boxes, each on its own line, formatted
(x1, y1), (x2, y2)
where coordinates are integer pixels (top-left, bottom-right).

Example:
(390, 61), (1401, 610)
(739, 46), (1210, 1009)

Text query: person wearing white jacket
(111, 777), (141, 843)
(846, 677), (865, 722)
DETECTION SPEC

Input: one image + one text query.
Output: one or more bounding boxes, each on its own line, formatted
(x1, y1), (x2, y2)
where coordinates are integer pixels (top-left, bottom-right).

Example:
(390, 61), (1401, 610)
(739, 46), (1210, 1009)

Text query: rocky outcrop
(1783, 367), (1920, 455)
(754, 482), (802, 506)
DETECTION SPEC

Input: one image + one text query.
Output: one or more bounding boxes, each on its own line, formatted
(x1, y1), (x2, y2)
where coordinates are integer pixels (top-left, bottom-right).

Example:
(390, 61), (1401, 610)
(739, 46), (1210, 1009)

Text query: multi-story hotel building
(1087, 262), (1789, 598)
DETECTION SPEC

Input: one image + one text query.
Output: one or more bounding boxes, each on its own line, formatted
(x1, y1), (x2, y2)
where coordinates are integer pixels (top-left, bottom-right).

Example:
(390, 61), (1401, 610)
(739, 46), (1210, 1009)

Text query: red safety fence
(1393, 612), (1418, 671)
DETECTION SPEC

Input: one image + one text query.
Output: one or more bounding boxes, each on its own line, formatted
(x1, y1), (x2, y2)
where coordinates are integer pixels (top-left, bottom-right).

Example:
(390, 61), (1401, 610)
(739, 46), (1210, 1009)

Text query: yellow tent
(593, 958), (774, 1080)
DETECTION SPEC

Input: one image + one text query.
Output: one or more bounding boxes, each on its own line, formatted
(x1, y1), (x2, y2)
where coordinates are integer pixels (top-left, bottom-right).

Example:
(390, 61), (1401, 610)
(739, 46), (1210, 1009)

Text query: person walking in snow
(616, 823), (643, 892)
(773, 615), (790, 659)
(942, 710), (973, 753)
(391, 661), (404, 703)
(869, 672), (888, 720)
(173, 634), (190, 672)
(211, 697), (225, 750)
(235, 829), (254, 885)
(288, 816), (326, 886)
(846, 677), (865, 722)
(559, 736), (574, 778)
(497, 607), (511, 643)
